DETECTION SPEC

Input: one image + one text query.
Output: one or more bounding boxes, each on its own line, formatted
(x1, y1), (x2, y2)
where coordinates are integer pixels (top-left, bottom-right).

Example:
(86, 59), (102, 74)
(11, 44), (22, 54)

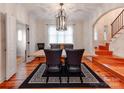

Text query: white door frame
(6, 14), (17, 80)
(0, 13), (6, 83)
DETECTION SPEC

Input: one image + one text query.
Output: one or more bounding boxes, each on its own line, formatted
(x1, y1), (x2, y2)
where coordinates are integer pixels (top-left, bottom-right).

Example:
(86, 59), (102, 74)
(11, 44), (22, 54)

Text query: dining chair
(50, 44), (60, 49)
(44, 49), (62, 83)
(64, 44), (73, 49)
(65, 49), (85, 82)
(37, 43), (45, 50)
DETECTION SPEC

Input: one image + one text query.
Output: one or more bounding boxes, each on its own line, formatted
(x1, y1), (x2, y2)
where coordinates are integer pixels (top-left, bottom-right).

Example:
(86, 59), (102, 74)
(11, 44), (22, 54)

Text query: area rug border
(19, 63), (110, 88)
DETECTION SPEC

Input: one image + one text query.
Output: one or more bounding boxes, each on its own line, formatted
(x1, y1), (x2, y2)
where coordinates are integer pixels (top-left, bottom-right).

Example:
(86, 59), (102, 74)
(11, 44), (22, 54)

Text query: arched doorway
(93, 7), (124, 48)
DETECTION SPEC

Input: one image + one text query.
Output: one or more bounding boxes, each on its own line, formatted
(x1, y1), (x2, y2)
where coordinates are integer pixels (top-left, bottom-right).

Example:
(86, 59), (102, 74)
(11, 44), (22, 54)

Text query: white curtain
(48, 24), (74, 44)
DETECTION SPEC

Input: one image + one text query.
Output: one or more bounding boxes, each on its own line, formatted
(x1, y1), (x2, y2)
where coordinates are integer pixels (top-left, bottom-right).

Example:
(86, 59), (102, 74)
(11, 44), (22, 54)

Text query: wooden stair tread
(95, 49), (112, 52)
(93, 56), (124, 81)
(95, 49), (112, 55)
(95, 43), (112, 55)
(94, 55), (124, 62)
(93, 56), (124, 64)
(103, 64), (124, 76)
(108, 57), (124, 61)
(95, 53), (113, 56)
(94, 43), (124, 81)
(98, 43), (109, 50)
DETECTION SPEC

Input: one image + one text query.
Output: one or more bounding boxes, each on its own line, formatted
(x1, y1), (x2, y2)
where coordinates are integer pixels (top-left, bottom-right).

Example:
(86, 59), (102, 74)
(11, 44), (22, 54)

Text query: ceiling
(20, 3), (105, 22)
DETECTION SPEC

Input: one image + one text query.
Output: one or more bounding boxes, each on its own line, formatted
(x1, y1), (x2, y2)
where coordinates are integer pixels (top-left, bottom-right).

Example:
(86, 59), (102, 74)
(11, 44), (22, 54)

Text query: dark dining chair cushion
(68, 65), (81, 72)
(47, 66), (60, 72)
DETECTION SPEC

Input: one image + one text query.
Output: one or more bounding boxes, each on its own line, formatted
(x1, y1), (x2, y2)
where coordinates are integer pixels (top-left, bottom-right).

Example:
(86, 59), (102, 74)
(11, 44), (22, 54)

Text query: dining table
(29, 49), (94, 59)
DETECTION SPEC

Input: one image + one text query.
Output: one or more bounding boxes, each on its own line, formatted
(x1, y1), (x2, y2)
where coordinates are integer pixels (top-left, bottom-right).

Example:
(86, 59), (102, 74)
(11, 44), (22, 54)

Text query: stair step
(106, 43), (109, 47)
(95, 52), (112, 55)
(93, 56), (124, 82)
(99, 45), (109, 50)
(108, 57), (124, 62)
(93, 56), (124, 63)
(95, 50), (113, 55)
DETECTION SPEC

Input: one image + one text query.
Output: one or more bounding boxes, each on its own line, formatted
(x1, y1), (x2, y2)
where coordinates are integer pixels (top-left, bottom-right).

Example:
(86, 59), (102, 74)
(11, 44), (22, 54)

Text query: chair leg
(46, 76), (49, 84)
(80, 76), (83, 83)
(59, 70), (61, 84)
(46, 71), (49, 84)
(59, 76), (61, 84)
(67, 76), (69, 83)
(67, 71), (69, 83)
(66, 66), (69, 83)
(80, 71), (83, 83)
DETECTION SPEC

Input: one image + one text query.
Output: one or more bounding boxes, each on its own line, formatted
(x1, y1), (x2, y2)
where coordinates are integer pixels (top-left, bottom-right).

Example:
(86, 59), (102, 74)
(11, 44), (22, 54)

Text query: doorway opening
(16, 22), (30, 64)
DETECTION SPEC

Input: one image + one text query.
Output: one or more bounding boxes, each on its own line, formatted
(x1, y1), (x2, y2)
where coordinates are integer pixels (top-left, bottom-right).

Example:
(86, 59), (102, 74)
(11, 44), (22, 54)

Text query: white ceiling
(20, 3), (105, 22)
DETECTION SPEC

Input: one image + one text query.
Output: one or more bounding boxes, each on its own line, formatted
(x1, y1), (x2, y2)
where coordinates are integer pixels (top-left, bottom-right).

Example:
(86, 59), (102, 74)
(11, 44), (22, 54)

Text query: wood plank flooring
(84, 59), (124, 89)
(0, 57), (124, 89)
(93, 56), (124, 83)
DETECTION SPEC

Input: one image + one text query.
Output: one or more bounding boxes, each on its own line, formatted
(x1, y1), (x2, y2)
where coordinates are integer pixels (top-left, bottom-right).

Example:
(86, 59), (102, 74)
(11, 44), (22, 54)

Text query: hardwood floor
(84, 58), (124, 89)
(0, 58), (45, 89)
(0, 57), (124, 89)
(93, 43), (124, 88)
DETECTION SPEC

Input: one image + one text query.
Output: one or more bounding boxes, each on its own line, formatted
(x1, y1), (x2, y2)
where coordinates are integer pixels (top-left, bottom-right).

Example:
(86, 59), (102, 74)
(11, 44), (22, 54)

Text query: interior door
(6, 14), (16, 80)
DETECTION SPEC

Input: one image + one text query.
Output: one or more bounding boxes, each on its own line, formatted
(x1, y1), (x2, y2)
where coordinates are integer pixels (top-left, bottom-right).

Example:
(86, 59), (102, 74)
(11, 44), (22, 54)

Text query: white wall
(35, 20), (84, 49)
(0, 13), (6, 83)
(29, 15), (37, 51)
(82, 17), (94, 55)
(22, 14), (39, 62)
(92, 5), (124, 57)
(82, 4), (124, 55)
(0, 4), (38, 83)
(109, 29), (124, 57)
(15, 4), (29, 24)
(35, 19), (47, 49)
(94, 8), (123, 46)
(0, 4), (29, 24)
(73, 21), (84, 49)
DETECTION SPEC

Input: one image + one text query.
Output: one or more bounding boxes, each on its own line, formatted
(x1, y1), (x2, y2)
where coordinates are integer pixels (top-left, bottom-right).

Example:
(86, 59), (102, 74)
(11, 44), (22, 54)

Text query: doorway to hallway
(16, 22), (30, 65)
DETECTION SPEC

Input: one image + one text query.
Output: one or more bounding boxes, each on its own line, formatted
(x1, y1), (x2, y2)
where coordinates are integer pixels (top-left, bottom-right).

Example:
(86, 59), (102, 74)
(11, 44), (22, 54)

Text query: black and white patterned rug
(19, 63), (110, 88)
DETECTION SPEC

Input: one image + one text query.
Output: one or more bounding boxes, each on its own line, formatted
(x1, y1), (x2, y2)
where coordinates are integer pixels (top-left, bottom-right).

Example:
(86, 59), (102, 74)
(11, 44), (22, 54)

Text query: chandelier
(56, 3), (67, 31)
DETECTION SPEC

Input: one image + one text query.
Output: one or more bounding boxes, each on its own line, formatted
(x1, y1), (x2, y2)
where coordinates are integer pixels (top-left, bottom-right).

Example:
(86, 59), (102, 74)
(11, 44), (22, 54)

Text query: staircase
(93, 43), (124, 82)
(95, 43), (113, 56)
(93, 9), (124, 82)
(111, 9), (124, 42)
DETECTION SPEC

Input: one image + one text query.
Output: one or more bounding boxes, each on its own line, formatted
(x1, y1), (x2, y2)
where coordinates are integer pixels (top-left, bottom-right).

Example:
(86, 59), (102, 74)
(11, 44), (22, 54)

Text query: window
(48, 25), (73, 43)
(94, 28), (98, 41)
(18, 30), (23, 41)
(104, 25), (108, 41)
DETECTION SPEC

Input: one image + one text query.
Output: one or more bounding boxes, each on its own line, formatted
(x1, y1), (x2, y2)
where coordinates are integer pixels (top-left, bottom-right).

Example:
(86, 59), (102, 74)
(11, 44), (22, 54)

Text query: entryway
(16, 21), (26, 64)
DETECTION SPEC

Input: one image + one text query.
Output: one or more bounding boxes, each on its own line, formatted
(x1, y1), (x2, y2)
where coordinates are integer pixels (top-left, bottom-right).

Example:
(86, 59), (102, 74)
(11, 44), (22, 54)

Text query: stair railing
(111, 9), (124, 38)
